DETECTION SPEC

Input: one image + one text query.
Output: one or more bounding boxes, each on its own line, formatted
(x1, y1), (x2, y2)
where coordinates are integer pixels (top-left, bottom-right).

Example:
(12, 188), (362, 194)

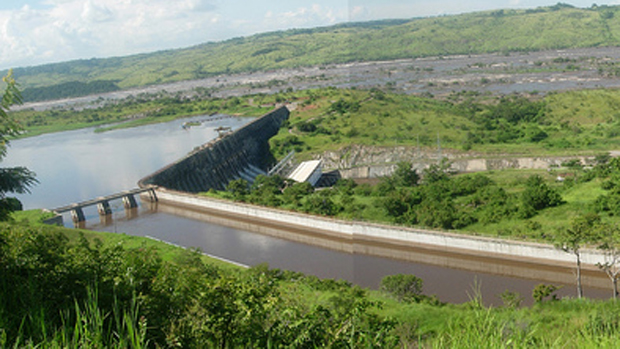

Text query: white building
(287, 160), (323, 186)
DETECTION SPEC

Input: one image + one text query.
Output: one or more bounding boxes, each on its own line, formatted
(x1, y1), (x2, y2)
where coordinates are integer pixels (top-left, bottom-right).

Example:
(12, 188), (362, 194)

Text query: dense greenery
(21, 80), (120, 102)
(210, 155), (620, 247)
(6, 4), (620, 93)
(0, 222), (401, 347)
(6, 221), (620, 347)
(267, 87), (620, 160)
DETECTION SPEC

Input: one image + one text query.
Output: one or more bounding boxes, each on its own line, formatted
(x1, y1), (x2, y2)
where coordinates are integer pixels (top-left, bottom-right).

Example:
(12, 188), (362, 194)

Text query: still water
(4, 115), (611, 304)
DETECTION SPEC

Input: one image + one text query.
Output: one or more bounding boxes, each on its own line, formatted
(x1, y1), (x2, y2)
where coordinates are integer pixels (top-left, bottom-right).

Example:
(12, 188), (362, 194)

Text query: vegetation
(267, 87), (620, 160)
(10, 91), (273, 137)
(211, 156), (620, 250)
(6, 221), (620, 347)
(7, 4), (620, 97)
(21, 80), (120, 102)
(13, 82), (620, 158)
(0, 71), (37, 219)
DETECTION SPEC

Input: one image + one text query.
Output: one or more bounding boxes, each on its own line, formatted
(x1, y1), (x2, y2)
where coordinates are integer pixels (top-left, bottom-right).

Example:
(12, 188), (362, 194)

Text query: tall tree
(556, 213), (601, 298)
(0, 70), (37, 219)
(596, 224), (620, 299)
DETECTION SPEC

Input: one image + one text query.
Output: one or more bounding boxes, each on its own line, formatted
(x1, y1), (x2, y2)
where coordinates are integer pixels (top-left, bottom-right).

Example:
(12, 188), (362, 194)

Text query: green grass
(10, 209), (57, 224)
(72, 229), (242, 271)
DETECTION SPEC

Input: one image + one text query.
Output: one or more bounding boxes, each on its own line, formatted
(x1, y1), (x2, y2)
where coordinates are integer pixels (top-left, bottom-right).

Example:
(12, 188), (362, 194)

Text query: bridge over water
(51, 187), (158, 226)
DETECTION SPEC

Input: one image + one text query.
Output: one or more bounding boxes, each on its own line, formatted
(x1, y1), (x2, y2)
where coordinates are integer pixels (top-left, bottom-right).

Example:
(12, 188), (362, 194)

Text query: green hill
(7, 4), (620, 100)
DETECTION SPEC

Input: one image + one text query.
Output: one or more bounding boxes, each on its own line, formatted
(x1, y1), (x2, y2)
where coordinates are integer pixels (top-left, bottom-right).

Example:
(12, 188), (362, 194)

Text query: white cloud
(81, 1), (113, 23)
(260, 4), (346, 31)
(0, 0), (222, 69)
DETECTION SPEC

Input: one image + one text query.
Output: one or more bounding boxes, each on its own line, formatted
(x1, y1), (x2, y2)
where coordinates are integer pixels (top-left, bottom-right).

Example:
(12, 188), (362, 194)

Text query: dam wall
(139, 107), (289, 192)
(151, 188), (607, 268)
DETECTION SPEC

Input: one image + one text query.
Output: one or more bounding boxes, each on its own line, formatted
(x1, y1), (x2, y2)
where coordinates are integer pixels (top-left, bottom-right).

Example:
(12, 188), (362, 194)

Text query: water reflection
(4, 115), (251, 210)
(89, 200), (610, 305)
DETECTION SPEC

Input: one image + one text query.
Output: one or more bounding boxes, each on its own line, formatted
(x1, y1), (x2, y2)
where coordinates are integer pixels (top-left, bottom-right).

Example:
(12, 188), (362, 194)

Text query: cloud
(81, 1), (113, 23)
(0, 0), (221, 69)
(267, 4), (341, 28)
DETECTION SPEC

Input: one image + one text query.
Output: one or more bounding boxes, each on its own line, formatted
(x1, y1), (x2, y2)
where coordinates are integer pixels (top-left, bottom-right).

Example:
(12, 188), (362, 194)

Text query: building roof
(287, 160), (322, 184)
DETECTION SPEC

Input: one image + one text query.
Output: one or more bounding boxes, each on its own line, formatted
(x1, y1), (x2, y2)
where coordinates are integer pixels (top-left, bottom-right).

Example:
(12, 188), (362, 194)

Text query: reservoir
(4, 114), (611, 305)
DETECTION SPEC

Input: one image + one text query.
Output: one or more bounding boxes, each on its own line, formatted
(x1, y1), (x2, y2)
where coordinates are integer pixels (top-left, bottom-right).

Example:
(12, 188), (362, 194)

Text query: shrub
(380, 274), (423, 303)
(532, 284), (561, 303)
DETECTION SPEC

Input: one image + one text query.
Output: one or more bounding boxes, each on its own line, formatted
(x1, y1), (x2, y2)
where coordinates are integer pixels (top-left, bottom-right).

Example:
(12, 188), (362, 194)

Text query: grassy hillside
(6, 4), (620, 96)
(269, 87), (620, 159)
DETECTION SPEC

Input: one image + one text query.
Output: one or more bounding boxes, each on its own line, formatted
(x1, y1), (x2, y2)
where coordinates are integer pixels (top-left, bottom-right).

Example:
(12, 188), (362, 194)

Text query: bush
(520, 175), (564, 217)
(532, 284), (561, 303)
(226, 179), (249, 201)
(380, 274), (423, 303)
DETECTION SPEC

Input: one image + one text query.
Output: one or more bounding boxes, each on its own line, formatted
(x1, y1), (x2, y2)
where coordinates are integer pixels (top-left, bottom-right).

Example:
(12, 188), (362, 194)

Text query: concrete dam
(139, 106), (290, 192)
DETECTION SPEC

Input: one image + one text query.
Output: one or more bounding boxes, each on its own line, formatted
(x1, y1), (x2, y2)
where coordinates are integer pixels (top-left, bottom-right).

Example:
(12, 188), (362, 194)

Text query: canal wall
(139, 107), (289, 192)
(151, 189), (608, 268)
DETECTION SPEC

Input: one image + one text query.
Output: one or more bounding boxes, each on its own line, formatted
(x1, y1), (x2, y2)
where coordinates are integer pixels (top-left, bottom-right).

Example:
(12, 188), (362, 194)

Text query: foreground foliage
(5, 222), (620, 347)
(0, 223), (399, 348)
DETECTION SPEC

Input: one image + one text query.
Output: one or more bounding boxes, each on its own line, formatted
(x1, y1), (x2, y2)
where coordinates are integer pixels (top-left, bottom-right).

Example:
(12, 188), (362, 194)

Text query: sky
(0, 1), (619, 70)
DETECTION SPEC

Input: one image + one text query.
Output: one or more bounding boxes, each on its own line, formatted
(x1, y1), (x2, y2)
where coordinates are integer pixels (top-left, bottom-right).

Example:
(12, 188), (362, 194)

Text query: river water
(4, 115), (611, 305)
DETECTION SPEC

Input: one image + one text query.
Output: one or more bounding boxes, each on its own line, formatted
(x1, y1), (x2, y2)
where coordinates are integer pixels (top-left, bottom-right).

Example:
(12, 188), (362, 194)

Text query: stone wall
(139, 107), (289, 192)
(322, 144), (596, 179)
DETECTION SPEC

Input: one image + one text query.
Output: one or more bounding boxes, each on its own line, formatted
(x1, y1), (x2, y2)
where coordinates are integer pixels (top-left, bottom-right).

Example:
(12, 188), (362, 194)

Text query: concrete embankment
(151, 189), (608, 272)
(139, 107), (289, 192)
(323, 144), (597, 179)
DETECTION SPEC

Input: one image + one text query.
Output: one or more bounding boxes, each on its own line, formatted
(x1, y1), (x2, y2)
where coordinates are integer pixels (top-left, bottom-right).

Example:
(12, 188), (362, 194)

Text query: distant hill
(7, 4), (620, 101)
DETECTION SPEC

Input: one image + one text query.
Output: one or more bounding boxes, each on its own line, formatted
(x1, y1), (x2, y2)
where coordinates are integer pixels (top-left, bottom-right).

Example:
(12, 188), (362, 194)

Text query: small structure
(287, 160), (323, 186)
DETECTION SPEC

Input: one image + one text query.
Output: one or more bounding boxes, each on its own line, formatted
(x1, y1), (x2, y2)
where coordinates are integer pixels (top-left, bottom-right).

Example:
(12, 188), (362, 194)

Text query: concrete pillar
(123, 195), (138, 209)
(97, 201), (112, 216)
(71, 207), (86, 224)
(147, 189), (158, 202)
